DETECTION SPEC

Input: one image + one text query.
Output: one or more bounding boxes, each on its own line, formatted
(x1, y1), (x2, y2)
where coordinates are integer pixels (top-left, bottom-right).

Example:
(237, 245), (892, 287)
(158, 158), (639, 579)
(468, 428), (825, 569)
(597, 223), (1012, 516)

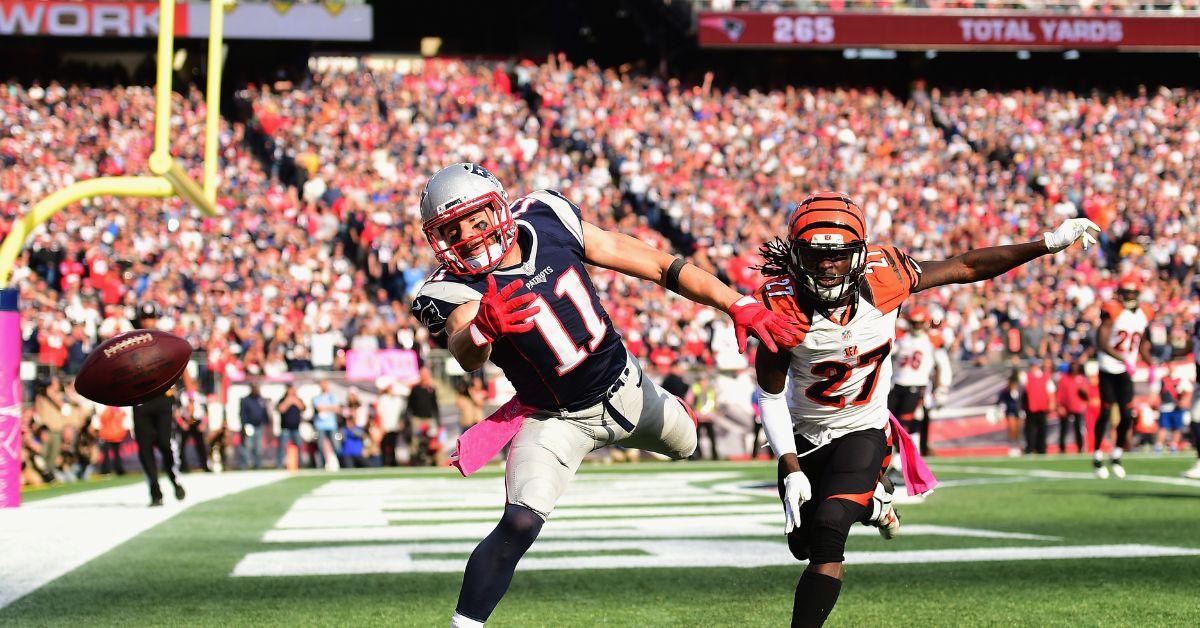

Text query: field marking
(277, 503), (784, 528)
(263, 511), (1059, 543)
(232, 542), (1199, 577)
(0, 471), (286, 610)
(933, 465), (1200, 489)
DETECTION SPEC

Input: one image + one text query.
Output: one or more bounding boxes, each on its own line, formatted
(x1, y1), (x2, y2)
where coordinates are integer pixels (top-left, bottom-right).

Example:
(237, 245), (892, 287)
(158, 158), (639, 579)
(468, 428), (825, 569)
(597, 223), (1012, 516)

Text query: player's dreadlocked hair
(754, 237), (795, 278)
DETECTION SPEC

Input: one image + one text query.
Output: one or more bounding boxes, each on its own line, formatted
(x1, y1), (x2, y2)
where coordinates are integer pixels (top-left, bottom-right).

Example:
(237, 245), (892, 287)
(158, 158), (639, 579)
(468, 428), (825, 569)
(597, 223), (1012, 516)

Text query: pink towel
(889, 413), (938, 497)
(450, 397), (531, 477)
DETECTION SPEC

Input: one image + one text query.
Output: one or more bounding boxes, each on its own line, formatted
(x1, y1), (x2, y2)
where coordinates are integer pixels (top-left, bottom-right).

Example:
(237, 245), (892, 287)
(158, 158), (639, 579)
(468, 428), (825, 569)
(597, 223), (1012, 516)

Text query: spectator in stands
(1021, 359), (1057, 455)
(404, 368), (440, 466)
(454, 377), (486, 436)
(178, 387), (209, 473)
(276, 385), (307, 469)
(340, 407), (368, 469)
(97, 405), (128, 476)
(997, 374), (1024, 457)
(1056, 361), (1089, 454)
(312, 379), (342, 470)
(32, 377), (72, 483)
(239, 384), (270, 470)
(376, 380), (407, 467)
(690, 373), (720, 461)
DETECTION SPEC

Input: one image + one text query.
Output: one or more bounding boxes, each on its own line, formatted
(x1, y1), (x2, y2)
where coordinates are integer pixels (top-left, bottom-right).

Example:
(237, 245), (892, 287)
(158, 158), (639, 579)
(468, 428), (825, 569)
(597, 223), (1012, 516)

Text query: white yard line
(0, 471), (286, 610)
(263, 511), (1059, 542)
(232, 541), (1199, 577)
(932, 464), (1200, 489)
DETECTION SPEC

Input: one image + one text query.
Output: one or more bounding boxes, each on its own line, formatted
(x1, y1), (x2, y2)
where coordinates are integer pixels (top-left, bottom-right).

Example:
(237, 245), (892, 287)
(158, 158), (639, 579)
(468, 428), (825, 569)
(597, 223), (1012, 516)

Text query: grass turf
(2, 455), (1198, 627)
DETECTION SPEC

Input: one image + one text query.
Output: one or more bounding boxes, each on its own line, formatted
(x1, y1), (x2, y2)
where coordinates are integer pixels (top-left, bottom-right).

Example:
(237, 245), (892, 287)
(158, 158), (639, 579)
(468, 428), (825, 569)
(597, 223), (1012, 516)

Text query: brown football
(75, 329), (193, 407)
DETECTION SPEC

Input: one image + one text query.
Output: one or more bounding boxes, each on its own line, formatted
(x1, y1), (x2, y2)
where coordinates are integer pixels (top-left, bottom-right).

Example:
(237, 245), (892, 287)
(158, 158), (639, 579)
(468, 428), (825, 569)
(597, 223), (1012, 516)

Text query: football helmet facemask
(420, 163), (517, 276)
(787, 192), (869, 304)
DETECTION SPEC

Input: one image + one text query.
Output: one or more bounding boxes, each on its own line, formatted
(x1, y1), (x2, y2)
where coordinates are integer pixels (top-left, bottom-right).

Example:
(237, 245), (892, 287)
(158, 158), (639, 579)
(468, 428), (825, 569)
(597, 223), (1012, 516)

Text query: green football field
(2, 454), (1199, 627)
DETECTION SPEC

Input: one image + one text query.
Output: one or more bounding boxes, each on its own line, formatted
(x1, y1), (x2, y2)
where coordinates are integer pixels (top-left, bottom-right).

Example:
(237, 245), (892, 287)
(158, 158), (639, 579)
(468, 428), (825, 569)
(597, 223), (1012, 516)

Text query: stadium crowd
(3, 55), (1198, 483)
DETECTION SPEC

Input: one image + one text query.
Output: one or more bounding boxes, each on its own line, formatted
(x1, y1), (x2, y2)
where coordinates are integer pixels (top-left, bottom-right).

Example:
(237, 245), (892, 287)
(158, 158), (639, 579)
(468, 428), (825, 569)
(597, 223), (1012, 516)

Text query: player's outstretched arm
(914, 218), (1100, 293)
(755, 346), (809, 533)
(581, 221), (802, 353)
(444, 276), (540, 372)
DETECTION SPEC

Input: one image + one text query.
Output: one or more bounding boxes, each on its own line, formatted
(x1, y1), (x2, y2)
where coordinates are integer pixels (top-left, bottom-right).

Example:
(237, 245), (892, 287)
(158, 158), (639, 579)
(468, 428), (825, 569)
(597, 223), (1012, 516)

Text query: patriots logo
(412, 299), (445, 333)
(468, 163), (499, 185)
(698, 16), (746, 42)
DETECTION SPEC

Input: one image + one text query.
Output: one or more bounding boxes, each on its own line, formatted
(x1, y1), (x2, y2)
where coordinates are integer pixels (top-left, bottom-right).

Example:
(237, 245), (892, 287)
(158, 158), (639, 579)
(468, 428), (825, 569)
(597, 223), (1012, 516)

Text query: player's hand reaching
(728, 296), (805, 354)
(781, 469), (812, 534)
(1044, 218), (1101, 253)
(469, 275), (540, 346)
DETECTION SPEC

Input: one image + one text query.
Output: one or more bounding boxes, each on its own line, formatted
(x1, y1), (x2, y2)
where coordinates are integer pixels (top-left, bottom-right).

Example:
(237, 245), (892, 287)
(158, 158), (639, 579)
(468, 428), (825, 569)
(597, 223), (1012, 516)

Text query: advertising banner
(0, 1), (372, 41)
(698, 11), (1200, 51)
(345, 349), (420, 384)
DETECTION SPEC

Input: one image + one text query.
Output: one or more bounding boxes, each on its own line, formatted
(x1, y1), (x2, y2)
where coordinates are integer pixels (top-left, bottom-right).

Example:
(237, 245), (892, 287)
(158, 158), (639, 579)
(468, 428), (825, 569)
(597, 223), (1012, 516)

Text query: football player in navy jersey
(411, 163), (802, 628)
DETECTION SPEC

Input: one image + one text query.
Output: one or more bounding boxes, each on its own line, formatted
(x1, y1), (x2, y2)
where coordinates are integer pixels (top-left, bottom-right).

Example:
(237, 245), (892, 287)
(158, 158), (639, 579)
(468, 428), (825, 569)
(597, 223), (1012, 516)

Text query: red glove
(468, 275), (540, 346)
(728, 295), (803, 354)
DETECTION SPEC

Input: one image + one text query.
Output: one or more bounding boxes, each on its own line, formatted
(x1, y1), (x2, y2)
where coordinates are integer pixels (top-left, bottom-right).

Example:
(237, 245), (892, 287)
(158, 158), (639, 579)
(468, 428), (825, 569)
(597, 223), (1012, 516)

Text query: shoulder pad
(861, 245), (919, 314)
(757, 276), (811, 342)
(514, 190), (584, 248)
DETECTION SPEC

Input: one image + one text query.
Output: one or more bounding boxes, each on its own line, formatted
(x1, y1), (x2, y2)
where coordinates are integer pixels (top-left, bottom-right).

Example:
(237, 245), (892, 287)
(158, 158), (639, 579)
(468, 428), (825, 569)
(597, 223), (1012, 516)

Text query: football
(74, 329), (193, 407)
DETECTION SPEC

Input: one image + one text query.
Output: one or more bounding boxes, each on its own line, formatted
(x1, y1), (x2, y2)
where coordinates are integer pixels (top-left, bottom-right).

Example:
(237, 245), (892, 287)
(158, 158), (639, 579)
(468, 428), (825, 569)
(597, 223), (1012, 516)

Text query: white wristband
(758, 386), (796, 457)
(468, 323), (491, 347)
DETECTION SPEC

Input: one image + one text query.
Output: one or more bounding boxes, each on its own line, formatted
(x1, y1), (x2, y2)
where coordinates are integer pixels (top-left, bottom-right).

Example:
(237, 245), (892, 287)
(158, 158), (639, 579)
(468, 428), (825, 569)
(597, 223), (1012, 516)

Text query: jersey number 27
(805, 341), (892, 409)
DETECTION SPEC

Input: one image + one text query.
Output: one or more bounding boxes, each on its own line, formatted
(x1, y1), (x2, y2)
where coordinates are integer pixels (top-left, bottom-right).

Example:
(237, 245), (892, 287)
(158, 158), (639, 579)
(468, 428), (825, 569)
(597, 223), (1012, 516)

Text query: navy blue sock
(455, 504), (544, 622)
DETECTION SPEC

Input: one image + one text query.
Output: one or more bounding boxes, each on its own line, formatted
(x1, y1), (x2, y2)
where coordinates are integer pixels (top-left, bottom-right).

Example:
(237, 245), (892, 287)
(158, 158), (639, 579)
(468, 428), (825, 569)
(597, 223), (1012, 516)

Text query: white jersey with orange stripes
(758, 244), (922, 449)
(892, 331), (936, 388)
(1097, 301), (1153, 375)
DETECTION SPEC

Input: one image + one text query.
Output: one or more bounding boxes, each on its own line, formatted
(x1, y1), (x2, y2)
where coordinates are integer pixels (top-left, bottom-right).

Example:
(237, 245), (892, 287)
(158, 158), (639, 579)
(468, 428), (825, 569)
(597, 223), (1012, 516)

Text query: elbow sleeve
(758, 387), (796, 457)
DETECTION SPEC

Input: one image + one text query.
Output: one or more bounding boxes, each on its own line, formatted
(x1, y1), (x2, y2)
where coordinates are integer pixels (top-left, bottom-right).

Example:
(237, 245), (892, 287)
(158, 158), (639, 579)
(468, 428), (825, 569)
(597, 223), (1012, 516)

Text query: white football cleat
(869, 477), (900, 539)
(1094, 465), (1110, 480)
(1110, 461), (1126, 479)
(1183, 461), (1200, 480)
(876, 504), (900, 540)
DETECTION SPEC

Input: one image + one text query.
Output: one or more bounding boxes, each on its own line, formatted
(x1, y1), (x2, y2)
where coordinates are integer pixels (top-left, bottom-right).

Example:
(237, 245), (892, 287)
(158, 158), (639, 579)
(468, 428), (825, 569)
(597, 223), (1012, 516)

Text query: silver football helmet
(420, 163), (516, 275)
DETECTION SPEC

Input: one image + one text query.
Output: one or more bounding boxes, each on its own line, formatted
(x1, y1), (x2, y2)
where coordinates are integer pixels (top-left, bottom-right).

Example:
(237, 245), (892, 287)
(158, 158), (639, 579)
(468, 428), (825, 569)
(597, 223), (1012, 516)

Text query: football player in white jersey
(889, 307), (942, 447)
(753, 191), (1100, 627)
(1092, 274), (1155, 479)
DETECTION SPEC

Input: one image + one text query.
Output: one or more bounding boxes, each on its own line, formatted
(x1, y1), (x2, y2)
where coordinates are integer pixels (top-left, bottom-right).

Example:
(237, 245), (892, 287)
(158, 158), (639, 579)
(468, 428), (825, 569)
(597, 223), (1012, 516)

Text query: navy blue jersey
(412, 190), (626, 412)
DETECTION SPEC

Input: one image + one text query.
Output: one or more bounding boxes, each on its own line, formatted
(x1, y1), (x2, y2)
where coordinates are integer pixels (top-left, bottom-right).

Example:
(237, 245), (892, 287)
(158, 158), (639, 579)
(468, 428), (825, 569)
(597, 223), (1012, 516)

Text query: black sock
(456, 504), (544, 622)
(792, 570), (843, 628)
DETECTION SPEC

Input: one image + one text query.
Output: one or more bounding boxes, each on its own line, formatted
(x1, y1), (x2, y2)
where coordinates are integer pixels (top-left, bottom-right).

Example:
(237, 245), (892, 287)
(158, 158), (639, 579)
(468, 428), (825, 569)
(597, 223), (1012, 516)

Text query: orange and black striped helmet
(787, 191), (869, 303)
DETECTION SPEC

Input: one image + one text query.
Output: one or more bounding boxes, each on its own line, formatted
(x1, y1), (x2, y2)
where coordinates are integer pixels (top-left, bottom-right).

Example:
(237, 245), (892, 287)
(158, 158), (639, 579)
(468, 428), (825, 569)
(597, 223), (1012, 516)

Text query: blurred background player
(754, 191), (1100, 627)
(409, 163), (799, 628)
(130, 304), (186, 507)
(889, 307), (945, 458)
(1093, 275), (1155, 479)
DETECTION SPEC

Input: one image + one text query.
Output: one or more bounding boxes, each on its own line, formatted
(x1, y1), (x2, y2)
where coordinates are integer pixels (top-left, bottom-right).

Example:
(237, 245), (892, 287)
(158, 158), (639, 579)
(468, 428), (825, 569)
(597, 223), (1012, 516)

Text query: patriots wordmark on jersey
(758, 244), (922, 449)
(411, 190), (626, 412)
